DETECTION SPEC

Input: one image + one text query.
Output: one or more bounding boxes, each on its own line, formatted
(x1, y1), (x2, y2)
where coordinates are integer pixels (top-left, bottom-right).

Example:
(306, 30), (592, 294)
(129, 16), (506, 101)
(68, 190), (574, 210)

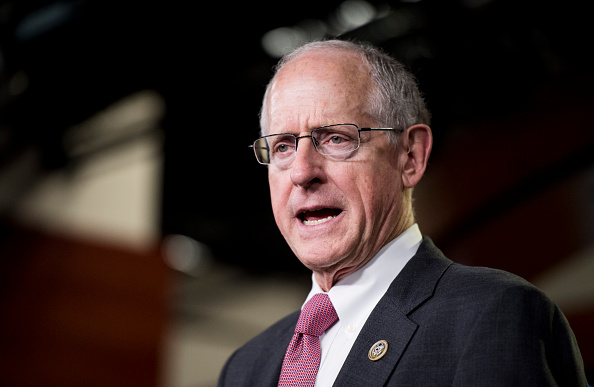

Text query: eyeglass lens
(253, 124), (360, 165)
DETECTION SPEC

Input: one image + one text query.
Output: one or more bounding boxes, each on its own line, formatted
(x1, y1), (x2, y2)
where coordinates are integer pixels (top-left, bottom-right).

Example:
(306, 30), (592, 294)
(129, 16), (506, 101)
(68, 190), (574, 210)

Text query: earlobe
(401, 124), (432, 188)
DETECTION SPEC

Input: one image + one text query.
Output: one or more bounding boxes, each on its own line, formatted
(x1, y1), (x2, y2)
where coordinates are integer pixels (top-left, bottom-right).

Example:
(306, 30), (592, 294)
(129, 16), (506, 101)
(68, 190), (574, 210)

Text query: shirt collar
(305, 224), (423, 329)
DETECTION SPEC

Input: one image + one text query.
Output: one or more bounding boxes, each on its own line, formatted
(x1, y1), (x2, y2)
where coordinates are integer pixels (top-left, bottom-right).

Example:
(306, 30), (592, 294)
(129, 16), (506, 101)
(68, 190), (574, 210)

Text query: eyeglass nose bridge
(294, 134), (320, 152)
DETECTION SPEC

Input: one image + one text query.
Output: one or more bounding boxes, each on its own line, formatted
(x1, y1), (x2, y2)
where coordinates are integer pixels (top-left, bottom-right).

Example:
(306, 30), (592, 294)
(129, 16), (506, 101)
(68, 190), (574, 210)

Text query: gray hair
(259, 39), (431, 142)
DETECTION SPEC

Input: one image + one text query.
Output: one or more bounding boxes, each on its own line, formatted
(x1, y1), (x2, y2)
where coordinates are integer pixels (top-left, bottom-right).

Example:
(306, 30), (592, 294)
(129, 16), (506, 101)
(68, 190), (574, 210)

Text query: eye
(270, 135), (296, 156)
(277, 144), (290, 153)
(317, 131), (354, 148)
(312, 125), (359, 157)
(330, 136), (344, 144)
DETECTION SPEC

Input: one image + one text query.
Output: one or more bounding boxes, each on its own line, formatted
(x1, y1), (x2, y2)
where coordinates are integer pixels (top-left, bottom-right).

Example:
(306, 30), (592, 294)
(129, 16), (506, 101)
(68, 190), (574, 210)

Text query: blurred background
(0, 0), (592, 386)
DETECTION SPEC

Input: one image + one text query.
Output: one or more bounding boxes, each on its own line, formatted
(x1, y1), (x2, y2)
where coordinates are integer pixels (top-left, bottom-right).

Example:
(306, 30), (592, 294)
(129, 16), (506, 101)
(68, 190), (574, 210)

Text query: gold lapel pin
(368, 340), (388, 361)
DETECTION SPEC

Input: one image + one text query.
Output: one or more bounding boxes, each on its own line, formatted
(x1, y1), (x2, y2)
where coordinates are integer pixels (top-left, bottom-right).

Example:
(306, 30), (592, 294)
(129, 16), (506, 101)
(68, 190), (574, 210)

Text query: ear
(401, 124), (432, 188)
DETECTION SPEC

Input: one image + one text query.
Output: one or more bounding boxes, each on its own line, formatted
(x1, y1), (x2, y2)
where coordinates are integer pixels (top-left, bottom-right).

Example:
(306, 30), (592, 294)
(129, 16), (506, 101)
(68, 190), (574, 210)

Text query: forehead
(266, 50), (373, 132)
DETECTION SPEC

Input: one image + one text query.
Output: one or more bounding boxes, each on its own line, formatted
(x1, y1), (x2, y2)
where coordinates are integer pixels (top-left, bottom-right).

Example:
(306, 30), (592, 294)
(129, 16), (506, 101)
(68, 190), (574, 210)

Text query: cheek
(356, 165), (401, 217)
(360, 177), (387, 227)
(268, 176), (280, 208)
(268, 173), (290, 222)
(350, 175), (372, 213)
(346, 162), (380, 200)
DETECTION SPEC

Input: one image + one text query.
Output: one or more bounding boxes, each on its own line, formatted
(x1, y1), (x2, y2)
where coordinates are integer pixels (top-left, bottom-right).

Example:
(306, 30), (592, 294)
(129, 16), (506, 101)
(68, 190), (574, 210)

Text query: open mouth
(298, 208), (342, 226)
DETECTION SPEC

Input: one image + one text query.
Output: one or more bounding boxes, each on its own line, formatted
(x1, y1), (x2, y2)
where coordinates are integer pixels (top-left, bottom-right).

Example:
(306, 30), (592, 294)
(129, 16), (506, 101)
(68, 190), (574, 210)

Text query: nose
(290, 135), (325, 187)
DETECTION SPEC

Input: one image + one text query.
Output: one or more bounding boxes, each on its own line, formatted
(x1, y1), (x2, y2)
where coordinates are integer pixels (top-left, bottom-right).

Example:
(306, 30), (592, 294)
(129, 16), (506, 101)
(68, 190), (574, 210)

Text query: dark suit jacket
(218, 237), (588, 386)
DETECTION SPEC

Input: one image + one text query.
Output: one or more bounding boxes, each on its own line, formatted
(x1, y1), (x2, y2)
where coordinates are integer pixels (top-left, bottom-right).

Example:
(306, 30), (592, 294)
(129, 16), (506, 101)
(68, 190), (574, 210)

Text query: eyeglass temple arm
(359, 127), (404, 133)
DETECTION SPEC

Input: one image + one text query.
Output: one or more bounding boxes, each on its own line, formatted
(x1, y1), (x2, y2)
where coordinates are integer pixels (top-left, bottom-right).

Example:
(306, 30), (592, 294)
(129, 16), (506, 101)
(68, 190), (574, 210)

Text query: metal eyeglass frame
(249, 123), (403, 165)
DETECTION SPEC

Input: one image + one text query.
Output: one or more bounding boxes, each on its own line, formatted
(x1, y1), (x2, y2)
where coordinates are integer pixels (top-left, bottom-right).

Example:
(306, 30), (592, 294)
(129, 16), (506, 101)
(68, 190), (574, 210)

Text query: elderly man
(218, 40), (587, 386)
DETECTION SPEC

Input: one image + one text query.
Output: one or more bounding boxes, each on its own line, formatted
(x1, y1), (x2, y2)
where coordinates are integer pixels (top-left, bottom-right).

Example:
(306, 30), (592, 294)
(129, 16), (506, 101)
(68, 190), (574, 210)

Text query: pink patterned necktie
(278, 293), (338, 387)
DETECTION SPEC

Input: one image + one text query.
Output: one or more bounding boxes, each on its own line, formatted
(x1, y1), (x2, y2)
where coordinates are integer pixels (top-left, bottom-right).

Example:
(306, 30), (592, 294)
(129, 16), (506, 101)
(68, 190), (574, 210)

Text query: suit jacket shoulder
(333, 237), (588, 386)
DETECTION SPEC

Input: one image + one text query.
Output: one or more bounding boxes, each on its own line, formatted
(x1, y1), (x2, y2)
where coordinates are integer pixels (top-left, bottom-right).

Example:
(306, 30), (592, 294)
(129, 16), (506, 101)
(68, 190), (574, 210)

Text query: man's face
(265, 50), (409, 281)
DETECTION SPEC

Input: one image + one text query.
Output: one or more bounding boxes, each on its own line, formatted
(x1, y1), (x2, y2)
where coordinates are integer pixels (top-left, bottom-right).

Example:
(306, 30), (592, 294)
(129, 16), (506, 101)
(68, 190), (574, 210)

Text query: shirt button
(346, 324), (355, 333)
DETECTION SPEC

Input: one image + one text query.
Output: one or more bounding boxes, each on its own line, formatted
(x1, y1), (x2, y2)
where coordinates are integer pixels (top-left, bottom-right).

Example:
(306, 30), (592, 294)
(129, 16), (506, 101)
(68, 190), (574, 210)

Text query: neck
(313, 211), (415, 292)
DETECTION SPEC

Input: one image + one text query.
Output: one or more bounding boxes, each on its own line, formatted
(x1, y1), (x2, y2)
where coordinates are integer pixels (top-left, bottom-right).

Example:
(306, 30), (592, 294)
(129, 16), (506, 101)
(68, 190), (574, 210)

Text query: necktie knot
(295, 293), (338, 337)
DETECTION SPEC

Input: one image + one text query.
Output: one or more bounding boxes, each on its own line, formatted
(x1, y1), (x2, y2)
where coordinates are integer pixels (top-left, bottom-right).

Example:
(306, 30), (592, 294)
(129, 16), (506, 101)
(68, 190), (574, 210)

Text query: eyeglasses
(250, 123), (402, 167)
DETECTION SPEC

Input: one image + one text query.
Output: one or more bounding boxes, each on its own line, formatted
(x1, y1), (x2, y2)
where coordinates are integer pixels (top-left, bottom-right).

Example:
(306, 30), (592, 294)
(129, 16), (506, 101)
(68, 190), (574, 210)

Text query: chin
(291, 244), (347, 272)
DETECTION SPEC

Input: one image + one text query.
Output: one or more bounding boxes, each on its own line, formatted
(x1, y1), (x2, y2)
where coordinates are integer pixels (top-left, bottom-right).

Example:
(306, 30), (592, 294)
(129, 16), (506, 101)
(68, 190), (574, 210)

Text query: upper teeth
(303, 215), (335, 226)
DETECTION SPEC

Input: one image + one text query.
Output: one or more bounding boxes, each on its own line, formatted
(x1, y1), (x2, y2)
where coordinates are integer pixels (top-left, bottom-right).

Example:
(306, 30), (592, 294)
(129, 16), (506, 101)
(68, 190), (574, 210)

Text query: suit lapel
(332, 296), (418, 386)
(333, 237), (452, 386)
(252, 311), (299, 387)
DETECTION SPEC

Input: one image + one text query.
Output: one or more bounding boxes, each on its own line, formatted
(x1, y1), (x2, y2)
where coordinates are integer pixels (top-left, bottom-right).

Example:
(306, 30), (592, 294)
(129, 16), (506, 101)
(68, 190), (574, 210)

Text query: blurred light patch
(298, 19), (328, 42)
(162, 234), (214, 276)
(366, 7), (424, 43)
(335, 0), (376, 31)
(62, 89), (165, 158)
(262, 27), (309, 59)
(261, 0), (382, 58)
(14, 0), (86, 41)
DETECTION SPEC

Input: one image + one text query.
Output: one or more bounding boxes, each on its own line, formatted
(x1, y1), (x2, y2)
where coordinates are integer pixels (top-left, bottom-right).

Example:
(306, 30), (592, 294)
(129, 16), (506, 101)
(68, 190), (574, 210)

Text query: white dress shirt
(303, 224), (423, 387)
